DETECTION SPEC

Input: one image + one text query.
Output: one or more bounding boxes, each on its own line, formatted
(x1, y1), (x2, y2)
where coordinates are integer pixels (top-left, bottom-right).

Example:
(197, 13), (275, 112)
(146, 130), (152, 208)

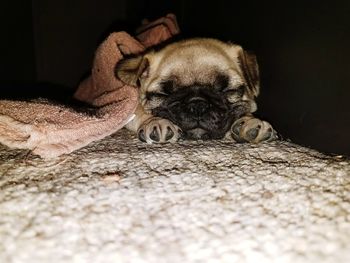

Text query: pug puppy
(115, 38), (277, 143)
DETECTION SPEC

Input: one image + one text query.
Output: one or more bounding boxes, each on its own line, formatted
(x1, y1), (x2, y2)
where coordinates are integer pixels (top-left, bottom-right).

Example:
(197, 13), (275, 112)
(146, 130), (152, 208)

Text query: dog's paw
(138, 117), (181, 143)
(230, 116), (278, 143)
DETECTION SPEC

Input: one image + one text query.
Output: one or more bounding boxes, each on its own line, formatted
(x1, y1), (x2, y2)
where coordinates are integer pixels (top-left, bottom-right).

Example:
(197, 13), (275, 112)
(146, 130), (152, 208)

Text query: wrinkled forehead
(151, 45), (243, 86)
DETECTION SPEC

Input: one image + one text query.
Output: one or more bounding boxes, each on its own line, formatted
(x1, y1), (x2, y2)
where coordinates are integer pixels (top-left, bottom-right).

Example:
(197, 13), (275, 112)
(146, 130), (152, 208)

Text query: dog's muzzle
(152, 86), (242, 140)
(180, 97), (212, 139)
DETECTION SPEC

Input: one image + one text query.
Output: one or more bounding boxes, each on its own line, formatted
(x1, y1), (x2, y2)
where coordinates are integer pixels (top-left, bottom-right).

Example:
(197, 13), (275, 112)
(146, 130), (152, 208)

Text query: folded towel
(136, 14), (179, 48)
(0, 14), (180, 158)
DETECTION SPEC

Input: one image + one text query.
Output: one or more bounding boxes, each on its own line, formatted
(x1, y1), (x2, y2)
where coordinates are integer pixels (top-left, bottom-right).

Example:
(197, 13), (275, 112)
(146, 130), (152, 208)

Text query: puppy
(115, 38), (277, 143)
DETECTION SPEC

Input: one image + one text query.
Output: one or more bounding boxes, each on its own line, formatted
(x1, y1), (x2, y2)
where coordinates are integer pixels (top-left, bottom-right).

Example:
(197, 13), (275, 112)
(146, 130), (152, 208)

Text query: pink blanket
(0, 14), (179, 158)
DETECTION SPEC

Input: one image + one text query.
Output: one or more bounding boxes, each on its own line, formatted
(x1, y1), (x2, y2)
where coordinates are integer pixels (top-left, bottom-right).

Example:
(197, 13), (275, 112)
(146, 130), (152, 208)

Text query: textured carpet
(0, 128), (349, 263)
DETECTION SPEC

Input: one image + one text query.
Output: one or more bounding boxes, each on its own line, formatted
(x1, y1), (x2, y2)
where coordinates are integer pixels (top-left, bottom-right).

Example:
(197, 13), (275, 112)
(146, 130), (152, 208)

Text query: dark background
(1, 0), (349, 155)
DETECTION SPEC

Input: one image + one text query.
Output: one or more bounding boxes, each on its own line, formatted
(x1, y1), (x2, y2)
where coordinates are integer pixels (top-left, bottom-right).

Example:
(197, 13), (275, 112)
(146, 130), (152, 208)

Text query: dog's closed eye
(222, 85), (245, 96)
(146, 91), (168, 100)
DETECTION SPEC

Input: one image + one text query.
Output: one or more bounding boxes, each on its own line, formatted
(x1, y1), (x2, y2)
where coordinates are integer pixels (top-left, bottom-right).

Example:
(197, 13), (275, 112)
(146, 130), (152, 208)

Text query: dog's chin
(183, 127), (226, 140)
(184, 128), (209, 140)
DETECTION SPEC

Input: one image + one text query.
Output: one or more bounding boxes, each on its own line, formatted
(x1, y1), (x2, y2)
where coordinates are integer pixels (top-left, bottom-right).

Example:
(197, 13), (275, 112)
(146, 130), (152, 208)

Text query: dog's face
(116, 38), (260, 140)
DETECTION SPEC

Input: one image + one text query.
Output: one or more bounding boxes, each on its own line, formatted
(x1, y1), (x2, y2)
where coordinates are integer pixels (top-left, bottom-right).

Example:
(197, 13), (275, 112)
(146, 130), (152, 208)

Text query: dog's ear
(115, 55), (150, 87)
(238, 50), (260, 97)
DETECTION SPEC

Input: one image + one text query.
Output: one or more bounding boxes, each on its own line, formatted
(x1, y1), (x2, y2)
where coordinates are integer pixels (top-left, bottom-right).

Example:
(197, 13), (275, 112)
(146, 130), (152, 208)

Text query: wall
(0, 1), (36, 84)
(32, 0), (127, 88)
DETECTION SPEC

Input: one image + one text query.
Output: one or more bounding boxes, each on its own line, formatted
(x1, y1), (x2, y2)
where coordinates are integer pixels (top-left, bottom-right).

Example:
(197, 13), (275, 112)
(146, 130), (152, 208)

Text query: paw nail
(232, 120), (245, 135)
(246, 127), (259, 140)
(260, 128), (274, 141)
(138, 129), (146, 142)
(165, 127), (174, 141)
(150, 127), (160, 142)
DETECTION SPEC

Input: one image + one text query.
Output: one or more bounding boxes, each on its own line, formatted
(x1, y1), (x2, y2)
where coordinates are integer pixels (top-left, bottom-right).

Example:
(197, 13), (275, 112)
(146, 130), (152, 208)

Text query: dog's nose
(187, 98), (210, 117)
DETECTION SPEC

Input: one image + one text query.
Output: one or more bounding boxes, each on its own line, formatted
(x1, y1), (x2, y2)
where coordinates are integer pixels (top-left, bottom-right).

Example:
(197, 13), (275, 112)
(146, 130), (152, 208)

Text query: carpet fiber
(0, 129), (349, 263)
